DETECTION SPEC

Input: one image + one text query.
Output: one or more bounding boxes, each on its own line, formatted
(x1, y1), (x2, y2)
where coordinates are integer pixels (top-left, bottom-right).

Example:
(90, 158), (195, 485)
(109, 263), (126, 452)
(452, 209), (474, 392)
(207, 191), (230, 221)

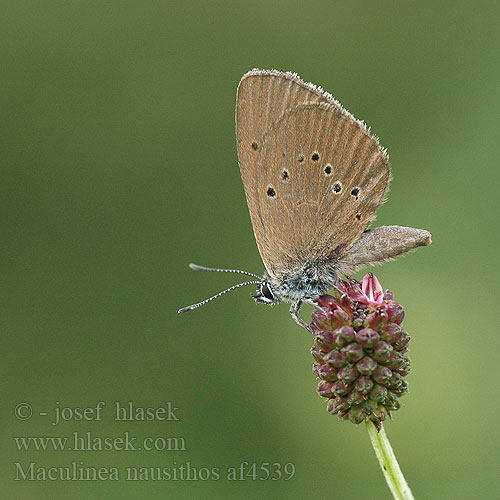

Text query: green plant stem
(366, 421), (414, 500)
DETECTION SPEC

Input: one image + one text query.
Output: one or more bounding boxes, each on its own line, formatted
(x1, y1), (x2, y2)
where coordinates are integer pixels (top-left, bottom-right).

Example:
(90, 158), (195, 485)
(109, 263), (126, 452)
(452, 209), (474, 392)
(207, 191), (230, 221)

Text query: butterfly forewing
(236, 70), (390, 279)
(236, 70), (330, 259)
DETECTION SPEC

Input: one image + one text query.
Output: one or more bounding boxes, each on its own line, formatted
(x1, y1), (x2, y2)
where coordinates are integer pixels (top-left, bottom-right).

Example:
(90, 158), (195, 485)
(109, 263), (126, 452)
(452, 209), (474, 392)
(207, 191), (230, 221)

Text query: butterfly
(179, 69), (431, 329)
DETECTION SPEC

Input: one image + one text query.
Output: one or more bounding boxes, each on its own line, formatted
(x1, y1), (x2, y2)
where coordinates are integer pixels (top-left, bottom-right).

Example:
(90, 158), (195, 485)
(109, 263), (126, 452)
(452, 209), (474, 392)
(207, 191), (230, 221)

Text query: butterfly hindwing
(254, 103), (390, 278)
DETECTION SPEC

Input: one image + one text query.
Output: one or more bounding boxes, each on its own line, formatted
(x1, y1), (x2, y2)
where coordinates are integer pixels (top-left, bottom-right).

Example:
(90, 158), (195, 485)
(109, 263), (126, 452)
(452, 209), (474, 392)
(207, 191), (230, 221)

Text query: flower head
(310, 274), (410, 426)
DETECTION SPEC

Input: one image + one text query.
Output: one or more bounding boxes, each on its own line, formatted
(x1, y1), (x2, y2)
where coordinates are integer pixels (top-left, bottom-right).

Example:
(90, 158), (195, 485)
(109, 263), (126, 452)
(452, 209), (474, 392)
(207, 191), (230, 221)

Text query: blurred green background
(2, 1), (499, 499)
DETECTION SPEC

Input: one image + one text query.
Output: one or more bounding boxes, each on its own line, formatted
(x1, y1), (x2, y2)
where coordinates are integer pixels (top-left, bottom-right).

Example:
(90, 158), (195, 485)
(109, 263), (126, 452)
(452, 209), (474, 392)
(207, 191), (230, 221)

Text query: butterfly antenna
(188, 263), (261, 280)
(178, 280), (261, 314)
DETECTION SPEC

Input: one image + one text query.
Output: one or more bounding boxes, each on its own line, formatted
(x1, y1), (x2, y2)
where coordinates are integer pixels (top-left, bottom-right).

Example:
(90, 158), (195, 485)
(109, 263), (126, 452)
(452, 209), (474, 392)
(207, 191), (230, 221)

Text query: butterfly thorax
(254, 260), (340, 305)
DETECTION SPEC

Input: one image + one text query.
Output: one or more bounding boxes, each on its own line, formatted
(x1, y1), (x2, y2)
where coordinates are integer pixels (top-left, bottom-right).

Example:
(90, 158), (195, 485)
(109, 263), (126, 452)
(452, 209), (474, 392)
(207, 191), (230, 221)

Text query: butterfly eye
(261, 282), (275, 301)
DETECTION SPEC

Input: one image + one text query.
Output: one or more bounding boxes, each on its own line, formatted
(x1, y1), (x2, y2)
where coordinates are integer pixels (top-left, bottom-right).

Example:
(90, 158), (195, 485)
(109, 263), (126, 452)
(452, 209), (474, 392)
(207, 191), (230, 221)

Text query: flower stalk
(366, 421), (414, 500)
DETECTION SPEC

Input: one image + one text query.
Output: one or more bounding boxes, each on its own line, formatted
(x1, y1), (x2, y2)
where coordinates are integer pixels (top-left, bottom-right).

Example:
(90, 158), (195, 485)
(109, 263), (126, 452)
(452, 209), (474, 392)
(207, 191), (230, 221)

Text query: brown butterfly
(179, 69), (431, 329)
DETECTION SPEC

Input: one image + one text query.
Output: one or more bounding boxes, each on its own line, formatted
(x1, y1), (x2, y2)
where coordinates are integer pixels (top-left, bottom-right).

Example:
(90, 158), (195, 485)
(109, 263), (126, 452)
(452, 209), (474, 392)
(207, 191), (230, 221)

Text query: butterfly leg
(290, 301), (312, 333)
(303, 298), (321, 310)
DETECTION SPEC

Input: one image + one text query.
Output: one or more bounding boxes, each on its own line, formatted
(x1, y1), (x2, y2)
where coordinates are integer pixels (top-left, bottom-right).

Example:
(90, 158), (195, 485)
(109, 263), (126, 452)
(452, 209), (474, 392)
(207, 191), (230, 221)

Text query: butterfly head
(253, 280), (280, 306)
